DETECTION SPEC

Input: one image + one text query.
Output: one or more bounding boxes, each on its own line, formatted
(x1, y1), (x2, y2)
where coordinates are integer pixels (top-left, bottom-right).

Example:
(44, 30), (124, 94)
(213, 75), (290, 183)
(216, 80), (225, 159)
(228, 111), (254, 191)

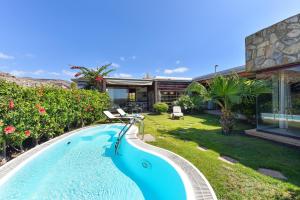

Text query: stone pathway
(218, 156), (238, 164)
(197, 146), (208, 151)
(140, 134), (156, 142)
(258, 168), (287, 180)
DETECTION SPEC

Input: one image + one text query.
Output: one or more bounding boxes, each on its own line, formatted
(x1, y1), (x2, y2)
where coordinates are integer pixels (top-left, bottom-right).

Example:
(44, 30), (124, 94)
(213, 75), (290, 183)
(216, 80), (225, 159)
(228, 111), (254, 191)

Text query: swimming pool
(0, 124), (187, 200)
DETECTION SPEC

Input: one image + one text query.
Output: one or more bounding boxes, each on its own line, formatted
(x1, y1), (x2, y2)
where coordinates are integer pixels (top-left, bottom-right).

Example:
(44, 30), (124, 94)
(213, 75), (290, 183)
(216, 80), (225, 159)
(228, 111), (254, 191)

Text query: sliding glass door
(257, 65), (300, 138)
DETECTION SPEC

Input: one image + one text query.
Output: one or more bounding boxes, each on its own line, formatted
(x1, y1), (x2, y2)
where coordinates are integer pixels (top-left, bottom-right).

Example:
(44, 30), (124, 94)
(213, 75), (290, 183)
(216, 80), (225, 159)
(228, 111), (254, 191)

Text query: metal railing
(114, 118), (136, 155)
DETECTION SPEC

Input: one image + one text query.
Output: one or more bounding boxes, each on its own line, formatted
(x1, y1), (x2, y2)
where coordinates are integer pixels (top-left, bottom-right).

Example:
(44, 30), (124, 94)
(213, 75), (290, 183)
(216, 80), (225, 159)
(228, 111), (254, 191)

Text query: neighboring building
(73, 76), (192, 112)
(193, 65), (255, 83)
(245, 13), (300, 139)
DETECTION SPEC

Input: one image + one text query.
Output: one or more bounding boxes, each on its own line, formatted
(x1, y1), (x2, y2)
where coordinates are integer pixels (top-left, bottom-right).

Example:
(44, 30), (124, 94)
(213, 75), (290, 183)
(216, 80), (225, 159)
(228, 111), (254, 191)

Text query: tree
(70, 64), (115, 91)
(186, 74), (270, 134)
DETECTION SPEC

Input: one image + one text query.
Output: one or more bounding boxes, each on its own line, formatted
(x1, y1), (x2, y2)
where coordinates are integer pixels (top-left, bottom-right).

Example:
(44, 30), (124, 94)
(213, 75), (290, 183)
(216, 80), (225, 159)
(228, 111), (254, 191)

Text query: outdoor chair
(103, 111), (130, 123)
(117, 108), (145, 120)
(171, 106), (184, 119)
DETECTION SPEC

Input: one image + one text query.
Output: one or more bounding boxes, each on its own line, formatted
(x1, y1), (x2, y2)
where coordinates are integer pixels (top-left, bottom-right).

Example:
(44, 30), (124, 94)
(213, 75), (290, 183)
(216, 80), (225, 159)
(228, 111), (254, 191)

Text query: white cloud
(10, 70), (26, 76)
(164, 67), (189, 74)
(175, 60), (180, 64)
(111, 62), (120, 68)
(113, 73), (133, 78)
(32, 70), (45, 75)
(119, 56), (136, 61)
(49, 72), (60, 76)
(62, 70), (75, 77)
(0, 52), (14, 60)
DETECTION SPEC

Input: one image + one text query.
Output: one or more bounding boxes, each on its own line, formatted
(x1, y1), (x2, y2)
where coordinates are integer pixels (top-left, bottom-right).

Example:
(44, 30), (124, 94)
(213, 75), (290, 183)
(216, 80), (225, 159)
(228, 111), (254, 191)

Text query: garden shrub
(173, 95), (204, 113)
(0, 80), (110, 161)
(153, 102), (169, 114)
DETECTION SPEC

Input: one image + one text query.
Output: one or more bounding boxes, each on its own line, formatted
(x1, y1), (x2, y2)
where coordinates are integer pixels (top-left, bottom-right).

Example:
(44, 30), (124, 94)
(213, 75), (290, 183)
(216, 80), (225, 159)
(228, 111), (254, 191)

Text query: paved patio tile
(218, 156), (238, 164)
(258, 168), (287, 180)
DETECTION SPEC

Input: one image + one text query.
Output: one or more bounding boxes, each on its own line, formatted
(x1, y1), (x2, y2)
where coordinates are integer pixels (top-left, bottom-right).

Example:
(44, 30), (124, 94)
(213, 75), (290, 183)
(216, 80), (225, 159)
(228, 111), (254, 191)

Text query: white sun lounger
(116, 108), (145, 119)
(103, 110), (128, 123)
(171, 106), (184, 119)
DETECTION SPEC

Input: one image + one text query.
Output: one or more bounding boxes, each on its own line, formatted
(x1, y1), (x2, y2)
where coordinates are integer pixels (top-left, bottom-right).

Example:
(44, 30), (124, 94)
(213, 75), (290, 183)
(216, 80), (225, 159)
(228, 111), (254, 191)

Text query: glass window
(257, 65), (300, 138)
(107, 88), (129, 108)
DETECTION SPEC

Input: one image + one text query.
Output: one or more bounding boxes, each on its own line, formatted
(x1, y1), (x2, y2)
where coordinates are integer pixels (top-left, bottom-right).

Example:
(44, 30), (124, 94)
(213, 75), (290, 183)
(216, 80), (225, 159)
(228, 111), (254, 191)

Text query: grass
(143, 113), (300, 200)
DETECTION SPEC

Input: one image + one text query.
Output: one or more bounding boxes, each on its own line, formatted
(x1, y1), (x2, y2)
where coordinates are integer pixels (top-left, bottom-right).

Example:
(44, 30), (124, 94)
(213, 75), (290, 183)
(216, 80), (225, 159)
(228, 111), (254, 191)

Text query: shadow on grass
(155, 120), (300, 187)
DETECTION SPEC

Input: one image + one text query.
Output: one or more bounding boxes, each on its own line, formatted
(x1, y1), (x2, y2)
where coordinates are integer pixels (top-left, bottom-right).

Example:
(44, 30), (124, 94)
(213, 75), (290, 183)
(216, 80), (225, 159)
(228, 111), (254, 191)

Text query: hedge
(0, 80), (110, 161)
(153, 102), (169, 114)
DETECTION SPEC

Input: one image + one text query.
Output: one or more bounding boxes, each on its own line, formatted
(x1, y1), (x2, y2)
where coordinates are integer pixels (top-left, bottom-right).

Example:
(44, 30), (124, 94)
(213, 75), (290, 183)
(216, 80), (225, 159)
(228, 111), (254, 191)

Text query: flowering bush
(0, 80), (110, 161)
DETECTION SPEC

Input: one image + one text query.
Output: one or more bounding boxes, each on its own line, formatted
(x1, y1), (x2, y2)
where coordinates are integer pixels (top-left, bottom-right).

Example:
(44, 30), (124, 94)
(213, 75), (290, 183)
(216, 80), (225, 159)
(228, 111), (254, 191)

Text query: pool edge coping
(0, 124), (104, 185)
(0, 123), (218, 200)
(126, 126), (218, 200)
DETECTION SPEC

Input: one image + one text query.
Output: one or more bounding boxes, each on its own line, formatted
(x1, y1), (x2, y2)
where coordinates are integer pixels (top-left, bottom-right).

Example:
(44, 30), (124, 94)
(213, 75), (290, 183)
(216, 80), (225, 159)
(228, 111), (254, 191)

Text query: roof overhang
(105, 78), (153, 86)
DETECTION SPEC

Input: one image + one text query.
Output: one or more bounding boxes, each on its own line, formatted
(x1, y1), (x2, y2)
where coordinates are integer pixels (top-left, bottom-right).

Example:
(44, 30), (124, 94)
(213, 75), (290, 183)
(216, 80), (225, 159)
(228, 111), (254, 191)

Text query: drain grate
(141, 159), (152, 169)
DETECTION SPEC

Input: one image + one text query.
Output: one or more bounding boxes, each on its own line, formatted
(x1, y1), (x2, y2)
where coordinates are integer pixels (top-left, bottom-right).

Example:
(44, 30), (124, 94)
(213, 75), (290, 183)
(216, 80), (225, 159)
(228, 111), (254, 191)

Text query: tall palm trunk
(220, 109), (234, 134)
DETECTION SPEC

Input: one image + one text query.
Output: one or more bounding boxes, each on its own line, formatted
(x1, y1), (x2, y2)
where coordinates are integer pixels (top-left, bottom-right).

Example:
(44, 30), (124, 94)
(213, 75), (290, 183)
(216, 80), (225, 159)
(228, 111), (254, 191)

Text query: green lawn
(143, 113), (300, 200)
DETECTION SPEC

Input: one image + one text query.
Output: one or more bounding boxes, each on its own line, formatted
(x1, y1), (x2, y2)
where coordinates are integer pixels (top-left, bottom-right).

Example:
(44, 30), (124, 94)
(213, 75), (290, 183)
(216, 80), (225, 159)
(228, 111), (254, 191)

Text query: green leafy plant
(153, 102), (169, 114)
(186, 75), (270, 134)
(70, 64), (115, 91)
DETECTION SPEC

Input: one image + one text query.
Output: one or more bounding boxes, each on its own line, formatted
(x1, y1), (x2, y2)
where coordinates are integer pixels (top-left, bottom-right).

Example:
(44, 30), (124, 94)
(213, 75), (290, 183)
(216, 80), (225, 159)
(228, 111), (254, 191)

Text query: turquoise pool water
(0, 125), (186, 200)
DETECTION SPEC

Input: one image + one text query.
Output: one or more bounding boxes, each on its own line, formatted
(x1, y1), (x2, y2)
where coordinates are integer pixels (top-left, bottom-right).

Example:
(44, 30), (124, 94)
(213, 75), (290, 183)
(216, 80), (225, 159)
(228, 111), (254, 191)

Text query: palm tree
(186, 74), (269, 134)
(70, 64), (115, 91)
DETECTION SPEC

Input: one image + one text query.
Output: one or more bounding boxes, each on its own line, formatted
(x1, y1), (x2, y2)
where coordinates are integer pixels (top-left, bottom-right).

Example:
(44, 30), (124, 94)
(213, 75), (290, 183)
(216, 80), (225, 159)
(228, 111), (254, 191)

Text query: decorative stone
(262, 59), (276, 67)
(142, 134), (156, 142)
(275, 41), (285, 51)
(253, 37), (264, 45)
(197, 146), (207, 151)
(287, 29), (300, 38)
(287, 23), (300, 29)
(270, 33), (278, 44)
(286, 15), (298, 23)
(256, 48), (265, 57)
(283, 55), (297, 64)
(255, 56), (265, 65)
(282, 42), (300, 54)
(257, 41), (270, 48)
(218, 156), (238, 164)
(275, 55), (283, 65)
(272, 50), (283, 59)
(281, 37), (300, 46)
(258, 168), (287, 180)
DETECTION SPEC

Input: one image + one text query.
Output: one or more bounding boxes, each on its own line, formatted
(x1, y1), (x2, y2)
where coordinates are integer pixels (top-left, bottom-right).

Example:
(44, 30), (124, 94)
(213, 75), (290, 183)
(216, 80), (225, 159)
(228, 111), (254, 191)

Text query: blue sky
(0, 0), (299, 80)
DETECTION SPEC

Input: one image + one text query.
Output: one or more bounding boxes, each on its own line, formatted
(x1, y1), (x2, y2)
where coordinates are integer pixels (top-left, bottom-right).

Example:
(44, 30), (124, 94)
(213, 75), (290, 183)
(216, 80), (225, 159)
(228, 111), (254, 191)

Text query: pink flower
(24, 130), (31, 136)
(9, 100), (14, 109)
(39, 107), (46, 115)
(70, 66), (82, 69)
(4, 126), (15, 134)
(74, 72), (81, 77)
(95, 76), (103, 82)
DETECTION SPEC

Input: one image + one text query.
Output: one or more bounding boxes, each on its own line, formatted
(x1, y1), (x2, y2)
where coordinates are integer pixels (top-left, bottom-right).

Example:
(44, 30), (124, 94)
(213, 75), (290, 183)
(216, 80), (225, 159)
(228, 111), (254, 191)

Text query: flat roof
(193, 65), (245, 82)
(72, 76), (192, 86)
(154, 76), (192, 81)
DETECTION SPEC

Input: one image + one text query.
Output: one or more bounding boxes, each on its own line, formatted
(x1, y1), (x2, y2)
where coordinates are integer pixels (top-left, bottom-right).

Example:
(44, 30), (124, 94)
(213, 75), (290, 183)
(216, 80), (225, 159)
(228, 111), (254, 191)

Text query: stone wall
(246, 14), (300, 72)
